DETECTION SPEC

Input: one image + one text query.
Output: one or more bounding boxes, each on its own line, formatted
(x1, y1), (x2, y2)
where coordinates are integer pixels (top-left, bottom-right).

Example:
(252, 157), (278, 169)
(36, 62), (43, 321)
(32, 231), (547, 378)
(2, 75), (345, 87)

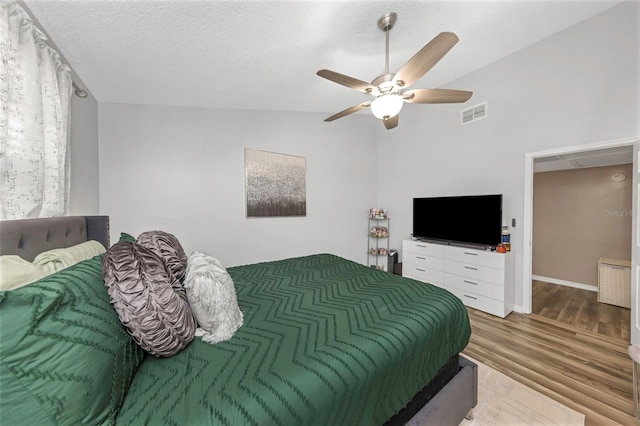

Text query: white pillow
(184, 251), (243, 344)
(33, 240), (106, 275)
(0, 255), (47, 291)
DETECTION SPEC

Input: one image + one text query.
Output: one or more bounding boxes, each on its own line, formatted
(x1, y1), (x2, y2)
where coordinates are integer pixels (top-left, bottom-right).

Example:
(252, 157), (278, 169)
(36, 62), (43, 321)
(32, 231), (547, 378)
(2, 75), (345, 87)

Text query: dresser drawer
(445, 259), (505, 286)
(445, 286), (508, 318)
(403, 263), (444, 286)
(403, 252), (444, 271)
(444, 273), (504, 301)
(445, 246), (505, 270)
(403, 240), (445, 258)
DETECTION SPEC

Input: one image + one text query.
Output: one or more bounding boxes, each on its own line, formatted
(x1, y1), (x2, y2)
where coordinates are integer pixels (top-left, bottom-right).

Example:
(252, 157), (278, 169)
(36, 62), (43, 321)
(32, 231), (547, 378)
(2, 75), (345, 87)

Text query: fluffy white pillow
(0, 256), (46, 291)
(33, 240), (106, 275)
(184, 251), (243, 344)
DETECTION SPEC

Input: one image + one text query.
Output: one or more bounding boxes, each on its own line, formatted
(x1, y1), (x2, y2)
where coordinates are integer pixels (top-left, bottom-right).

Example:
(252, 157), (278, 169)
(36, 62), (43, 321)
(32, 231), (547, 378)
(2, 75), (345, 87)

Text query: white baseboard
(512, 305), (524, 313)
(532, 275), (598, 292)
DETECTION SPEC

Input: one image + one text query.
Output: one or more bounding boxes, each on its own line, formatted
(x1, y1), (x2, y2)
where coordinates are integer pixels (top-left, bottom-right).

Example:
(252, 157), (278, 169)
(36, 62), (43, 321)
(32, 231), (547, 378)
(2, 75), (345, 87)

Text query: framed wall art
(244, 148), (306, 217)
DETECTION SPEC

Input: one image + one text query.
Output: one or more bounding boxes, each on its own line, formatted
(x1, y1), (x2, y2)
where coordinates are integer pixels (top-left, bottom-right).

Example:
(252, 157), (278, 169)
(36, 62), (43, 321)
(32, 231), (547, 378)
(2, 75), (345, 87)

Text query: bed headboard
(0, 216), (110, 262)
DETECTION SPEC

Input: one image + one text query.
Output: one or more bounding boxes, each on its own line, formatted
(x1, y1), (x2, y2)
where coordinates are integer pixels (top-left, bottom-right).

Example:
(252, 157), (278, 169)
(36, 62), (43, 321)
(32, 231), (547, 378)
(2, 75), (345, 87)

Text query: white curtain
(0, 0), (72, 220)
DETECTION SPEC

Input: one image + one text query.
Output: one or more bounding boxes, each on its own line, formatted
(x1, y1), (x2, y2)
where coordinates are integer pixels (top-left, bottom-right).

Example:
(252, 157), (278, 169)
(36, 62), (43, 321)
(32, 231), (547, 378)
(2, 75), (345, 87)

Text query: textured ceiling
(25, 0), (621, 114)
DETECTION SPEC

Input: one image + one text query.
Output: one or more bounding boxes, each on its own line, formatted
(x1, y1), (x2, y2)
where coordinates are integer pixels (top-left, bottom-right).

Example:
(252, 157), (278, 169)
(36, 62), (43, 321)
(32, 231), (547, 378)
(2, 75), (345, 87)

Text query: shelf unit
(368, 217), (389, 271)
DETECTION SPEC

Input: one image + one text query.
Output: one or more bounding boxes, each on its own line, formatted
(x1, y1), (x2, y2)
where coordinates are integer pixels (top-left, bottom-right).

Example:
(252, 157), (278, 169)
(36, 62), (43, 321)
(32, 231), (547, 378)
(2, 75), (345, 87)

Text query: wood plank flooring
(532, 280), (630, 341)
(463, 308), (635, 426)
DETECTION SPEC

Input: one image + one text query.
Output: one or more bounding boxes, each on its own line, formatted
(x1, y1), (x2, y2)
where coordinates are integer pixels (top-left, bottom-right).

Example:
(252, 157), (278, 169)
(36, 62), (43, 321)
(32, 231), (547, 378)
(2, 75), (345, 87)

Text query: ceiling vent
(461, 102), (487, 125)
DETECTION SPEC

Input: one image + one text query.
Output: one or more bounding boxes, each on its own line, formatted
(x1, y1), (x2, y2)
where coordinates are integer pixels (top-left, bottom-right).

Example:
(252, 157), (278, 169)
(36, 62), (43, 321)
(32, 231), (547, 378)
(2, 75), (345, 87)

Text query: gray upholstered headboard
(0, 216), (110, 262)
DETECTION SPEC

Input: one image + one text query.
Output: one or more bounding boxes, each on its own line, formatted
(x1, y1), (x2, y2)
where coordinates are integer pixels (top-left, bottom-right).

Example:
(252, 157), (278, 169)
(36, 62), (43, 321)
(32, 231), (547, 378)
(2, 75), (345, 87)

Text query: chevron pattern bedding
(0, 255), (145, 425)
(117, 253), (471, 425)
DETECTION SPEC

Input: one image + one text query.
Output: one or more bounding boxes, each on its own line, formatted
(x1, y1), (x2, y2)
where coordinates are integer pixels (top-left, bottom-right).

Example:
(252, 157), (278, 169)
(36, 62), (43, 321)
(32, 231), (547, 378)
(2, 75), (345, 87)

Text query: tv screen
(413, 194), (503, 247)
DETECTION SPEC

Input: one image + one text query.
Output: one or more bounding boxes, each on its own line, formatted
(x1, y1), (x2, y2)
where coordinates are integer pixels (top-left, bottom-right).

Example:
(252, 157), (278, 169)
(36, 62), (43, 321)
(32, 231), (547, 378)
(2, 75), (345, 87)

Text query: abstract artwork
(245, 149), (306, 217)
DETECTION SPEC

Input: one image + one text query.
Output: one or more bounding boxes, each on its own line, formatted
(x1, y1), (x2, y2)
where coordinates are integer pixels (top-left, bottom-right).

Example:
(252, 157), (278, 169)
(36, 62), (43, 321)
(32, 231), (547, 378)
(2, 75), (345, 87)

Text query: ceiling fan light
(371, 94), (403, 119)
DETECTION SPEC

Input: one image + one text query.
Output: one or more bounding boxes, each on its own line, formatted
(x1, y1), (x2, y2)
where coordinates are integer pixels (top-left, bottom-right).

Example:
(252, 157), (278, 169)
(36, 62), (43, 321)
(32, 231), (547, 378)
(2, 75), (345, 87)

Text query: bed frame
(0, 215), (477, 426)
(0, 216), (109, 261)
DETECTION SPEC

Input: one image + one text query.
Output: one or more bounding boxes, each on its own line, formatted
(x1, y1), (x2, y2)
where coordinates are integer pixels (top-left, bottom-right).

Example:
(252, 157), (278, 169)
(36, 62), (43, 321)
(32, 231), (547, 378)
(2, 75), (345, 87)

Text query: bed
(0, 216), (476, 425)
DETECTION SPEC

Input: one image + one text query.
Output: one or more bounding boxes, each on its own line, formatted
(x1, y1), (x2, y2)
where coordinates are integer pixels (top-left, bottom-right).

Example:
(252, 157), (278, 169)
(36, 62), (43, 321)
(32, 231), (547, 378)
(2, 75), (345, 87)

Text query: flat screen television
(413, 194), (503, 248)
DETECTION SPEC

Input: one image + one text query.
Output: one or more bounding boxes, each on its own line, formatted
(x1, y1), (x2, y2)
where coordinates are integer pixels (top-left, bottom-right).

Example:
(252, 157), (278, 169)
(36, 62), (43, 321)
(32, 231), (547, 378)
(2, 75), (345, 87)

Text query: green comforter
(117, 254), (470, 425)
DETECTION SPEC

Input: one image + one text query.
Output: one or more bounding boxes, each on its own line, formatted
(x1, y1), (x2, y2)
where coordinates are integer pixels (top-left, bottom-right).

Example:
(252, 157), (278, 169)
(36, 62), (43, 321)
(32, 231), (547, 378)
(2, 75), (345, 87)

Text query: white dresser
(402, 240), (514, 318)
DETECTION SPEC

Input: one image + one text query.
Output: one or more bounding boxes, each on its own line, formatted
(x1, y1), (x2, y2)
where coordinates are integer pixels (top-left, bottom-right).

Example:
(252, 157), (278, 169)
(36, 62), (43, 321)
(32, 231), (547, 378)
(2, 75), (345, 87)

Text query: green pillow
(0, 255), (145, 425)
(119, 232), (136, 243)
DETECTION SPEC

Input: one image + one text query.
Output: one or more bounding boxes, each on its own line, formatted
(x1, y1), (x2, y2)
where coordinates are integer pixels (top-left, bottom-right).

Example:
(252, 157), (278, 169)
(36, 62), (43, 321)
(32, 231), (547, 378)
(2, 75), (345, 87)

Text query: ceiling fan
(317, 12), (473, 130)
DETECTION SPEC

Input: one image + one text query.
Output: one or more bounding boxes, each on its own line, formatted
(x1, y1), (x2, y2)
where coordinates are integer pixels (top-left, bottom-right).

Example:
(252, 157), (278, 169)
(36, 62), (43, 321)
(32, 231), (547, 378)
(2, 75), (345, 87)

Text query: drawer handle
(416, 256), (426, 260)
(463, 295), (478, 300)
(464, 280), (478, 285)
(464, 266), (478, 271)
(417, 244), (426, 248)
(416, 268), (426, 272)
(463, 252), (478, 256)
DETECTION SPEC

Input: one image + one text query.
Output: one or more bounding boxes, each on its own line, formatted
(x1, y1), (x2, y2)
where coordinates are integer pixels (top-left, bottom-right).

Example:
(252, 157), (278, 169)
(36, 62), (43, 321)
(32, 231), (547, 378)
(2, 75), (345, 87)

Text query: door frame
(522, 136), (639, 342)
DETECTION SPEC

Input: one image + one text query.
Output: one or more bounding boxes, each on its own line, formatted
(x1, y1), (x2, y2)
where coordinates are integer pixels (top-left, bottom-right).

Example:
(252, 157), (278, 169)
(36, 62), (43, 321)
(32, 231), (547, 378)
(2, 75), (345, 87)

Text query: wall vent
(460, 102), (488, 125)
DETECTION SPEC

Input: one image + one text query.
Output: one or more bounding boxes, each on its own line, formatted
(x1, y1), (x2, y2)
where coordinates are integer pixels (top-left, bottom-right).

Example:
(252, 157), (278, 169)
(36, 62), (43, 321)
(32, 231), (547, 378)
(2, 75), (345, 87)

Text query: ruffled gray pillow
(136, 231), (187, 284)
(102, 242), (196, 357)
(184, 251), (243, 344)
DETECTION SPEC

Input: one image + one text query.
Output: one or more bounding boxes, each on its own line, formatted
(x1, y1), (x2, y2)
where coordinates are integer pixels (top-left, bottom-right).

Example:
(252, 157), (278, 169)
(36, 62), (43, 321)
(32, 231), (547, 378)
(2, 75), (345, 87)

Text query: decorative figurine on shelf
(369, 208), (388, 219)
(370, 226), (388, 238)
(369, 247), (388, 255)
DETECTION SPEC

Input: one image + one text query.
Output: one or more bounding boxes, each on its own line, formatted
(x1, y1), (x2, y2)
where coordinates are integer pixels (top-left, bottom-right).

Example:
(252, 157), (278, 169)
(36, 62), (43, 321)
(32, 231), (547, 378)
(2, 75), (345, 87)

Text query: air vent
(461, 102), (488, 125)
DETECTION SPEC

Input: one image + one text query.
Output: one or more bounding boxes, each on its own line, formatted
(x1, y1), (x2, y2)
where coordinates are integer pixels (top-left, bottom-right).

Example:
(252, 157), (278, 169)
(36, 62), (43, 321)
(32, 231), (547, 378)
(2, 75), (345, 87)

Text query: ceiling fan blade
(317, 69), (376, 95)
(393, 32), (459, 89)
(404, 88), (473, 104)
(383, 114), (399, 130)
(324, 102), (371, 122)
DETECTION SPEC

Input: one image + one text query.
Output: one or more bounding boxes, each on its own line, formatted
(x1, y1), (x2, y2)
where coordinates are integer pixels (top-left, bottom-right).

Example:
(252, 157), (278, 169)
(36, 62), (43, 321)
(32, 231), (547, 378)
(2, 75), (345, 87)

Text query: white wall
(98, 103), (378, 267)
(69, 91), (100, 215)
(93, 2), (637, 290)
(376, 1), (639, 309)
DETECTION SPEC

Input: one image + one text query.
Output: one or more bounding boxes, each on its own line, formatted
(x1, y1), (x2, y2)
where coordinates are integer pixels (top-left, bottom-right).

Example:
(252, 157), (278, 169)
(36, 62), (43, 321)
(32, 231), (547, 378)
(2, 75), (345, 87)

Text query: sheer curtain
(0, 0), (73, 220)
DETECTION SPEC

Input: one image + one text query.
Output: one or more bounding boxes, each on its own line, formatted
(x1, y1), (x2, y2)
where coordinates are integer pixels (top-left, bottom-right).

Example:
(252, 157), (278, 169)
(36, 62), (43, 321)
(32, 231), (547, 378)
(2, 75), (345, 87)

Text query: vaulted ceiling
(25, 1), (621, 114)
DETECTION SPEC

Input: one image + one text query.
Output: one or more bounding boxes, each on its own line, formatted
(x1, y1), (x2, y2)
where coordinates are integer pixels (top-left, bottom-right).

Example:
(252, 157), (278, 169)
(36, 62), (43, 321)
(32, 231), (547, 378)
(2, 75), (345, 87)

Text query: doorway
(532, 156), (632, 339)
(522, 137), (639, 342)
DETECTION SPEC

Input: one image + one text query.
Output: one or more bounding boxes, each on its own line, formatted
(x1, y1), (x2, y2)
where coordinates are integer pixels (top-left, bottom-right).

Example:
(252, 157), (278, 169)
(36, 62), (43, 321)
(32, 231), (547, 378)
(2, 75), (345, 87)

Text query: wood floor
(463, 307), (635, 426)
(532, 280), (630, 341)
